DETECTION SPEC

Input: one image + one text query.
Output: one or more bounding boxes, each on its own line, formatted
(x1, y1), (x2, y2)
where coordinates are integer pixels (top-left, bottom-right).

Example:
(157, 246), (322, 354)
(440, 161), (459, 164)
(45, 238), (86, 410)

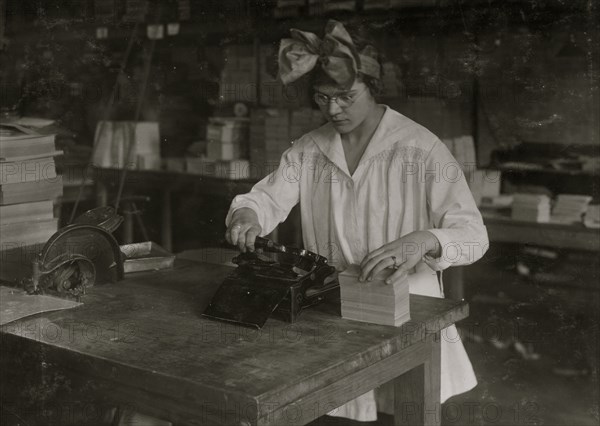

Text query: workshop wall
(1, 0), (597, 249)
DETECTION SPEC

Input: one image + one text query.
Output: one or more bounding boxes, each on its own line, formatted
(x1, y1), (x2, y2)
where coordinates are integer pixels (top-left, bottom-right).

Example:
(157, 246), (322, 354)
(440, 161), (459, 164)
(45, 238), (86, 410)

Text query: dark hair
(309, 21), (384, 97)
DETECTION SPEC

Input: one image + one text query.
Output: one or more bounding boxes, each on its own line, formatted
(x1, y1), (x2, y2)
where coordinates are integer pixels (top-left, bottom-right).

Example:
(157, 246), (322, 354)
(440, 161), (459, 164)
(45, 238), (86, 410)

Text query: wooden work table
(443, 212), (600, 300)
(1, 260), (468, 426)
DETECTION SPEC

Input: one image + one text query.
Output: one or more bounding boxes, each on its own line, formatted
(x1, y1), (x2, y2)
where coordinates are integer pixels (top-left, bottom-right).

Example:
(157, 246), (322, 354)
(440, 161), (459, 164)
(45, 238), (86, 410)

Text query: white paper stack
(206, 117), (249, 161)
(339, 264), (410, 327)
(511, 193), (551, 222)
(584, 204), (600, 229)
(186, 157), (251, 180)
(92, 121), (160, 170)
(551, 194), (593, 224)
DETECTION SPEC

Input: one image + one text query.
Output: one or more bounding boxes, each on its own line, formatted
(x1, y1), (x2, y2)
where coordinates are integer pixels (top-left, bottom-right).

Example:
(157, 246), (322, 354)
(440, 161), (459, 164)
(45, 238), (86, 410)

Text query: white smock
(226, 106), (489, 422)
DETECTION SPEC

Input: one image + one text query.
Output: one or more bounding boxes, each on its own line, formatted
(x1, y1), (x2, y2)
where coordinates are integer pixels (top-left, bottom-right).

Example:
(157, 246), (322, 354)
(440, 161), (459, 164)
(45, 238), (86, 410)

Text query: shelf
(493, 165), (597, 177)
(483, 212), (600, 252)
(7, 1), (592, 45)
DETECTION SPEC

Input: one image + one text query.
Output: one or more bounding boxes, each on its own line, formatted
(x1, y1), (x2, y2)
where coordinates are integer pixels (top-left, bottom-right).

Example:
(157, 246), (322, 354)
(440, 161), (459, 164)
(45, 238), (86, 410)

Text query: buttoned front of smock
(226, 106), (489, 421)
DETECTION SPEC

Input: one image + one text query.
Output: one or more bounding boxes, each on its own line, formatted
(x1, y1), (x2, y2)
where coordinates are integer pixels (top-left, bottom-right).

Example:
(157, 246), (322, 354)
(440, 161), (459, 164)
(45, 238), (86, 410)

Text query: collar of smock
(309, 105), (412, 177)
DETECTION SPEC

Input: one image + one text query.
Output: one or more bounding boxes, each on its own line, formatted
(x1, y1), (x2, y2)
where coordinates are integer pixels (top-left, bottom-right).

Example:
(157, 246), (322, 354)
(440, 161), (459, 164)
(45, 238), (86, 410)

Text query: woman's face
(313, 79), (374, 134)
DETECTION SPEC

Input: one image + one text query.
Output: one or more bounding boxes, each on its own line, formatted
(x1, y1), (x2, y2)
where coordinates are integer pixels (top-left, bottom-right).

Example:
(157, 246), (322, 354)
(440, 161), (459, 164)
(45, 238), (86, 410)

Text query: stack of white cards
(338, 264), (410, 327)
(551, 194), (593, 224)
(584, 204), (600, 229)
(511, 193), (551, 222)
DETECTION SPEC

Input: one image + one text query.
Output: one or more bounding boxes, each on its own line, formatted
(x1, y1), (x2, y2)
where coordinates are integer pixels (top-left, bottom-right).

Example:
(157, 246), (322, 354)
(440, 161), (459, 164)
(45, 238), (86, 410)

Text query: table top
(2, 260), (468, 422)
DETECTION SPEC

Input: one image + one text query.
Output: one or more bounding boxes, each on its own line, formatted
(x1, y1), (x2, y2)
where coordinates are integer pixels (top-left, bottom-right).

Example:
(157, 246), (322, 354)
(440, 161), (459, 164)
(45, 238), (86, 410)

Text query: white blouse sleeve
(423, 140), (489, 271)
(225, 145), (302, 236)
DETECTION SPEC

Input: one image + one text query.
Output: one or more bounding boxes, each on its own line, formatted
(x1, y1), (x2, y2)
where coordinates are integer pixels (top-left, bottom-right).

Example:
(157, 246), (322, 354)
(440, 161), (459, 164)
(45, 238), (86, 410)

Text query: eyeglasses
(313, 87), (367, 108)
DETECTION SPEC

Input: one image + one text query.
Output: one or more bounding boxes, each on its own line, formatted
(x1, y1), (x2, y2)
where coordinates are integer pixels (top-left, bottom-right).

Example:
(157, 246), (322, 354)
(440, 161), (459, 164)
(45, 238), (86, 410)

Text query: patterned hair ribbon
(278, 20), (381, 90)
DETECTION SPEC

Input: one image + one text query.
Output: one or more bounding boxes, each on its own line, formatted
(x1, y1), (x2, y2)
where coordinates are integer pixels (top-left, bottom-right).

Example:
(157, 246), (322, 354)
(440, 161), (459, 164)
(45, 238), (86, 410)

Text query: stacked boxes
(551, 194), (593, 224)
(511, 194), (551, 223)
(186, 116), (251, 180)
(206, 117), (249, 161)
(92, 121), (161, 170)
(220, 45), (257, 103)
(0, 123), (63, 281)
(249, 107), (324, 177)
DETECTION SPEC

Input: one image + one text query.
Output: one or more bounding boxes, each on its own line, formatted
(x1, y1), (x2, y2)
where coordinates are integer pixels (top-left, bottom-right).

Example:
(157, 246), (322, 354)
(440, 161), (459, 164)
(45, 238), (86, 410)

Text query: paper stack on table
(511, 193), (551, 222)
(551, 194), (593, 224)
(339, 264), (410, 327)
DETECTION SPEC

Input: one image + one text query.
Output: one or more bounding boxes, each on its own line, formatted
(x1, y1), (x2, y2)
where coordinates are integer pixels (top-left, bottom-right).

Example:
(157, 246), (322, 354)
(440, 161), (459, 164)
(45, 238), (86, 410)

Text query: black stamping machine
(202, 237), (339, 329)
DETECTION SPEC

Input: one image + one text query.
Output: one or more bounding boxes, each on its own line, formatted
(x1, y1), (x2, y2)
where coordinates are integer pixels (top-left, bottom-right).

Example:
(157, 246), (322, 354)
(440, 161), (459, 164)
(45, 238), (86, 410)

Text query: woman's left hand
(360, 231), (441, 284)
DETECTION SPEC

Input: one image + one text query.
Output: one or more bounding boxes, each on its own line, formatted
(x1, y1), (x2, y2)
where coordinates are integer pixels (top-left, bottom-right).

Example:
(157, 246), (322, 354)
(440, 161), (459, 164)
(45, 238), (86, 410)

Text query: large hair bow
(278, 20), (380, 90)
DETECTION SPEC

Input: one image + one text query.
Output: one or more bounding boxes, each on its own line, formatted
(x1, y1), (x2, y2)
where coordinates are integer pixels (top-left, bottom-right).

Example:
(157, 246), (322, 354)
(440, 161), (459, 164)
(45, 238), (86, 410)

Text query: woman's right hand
(225, 208), (262, 253)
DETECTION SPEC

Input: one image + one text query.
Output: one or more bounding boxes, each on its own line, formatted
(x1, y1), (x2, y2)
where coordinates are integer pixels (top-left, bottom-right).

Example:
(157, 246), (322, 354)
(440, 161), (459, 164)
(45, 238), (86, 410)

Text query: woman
(226, 20), (488, 422)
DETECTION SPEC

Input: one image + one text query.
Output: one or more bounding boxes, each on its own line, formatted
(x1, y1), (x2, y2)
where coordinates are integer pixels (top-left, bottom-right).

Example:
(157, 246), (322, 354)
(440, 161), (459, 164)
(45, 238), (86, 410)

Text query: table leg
(162, 190), (172, 252)
(394, 332), (441, 426)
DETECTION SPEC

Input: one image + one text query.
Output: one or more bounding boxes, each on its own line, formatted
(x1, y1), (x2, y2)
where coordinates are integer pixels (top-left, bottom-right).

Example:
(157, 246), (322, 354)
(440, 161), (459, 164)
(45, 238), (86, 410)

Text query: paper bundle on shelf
(551, 194), (593, 224)
(511, 193), (551, 223)
(92, 121), (160, 170)
(339, 264), (410, 327)
(205, 117), (249, 161)
(186, 157), (251, 180)
(584, 204), (600, 229)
